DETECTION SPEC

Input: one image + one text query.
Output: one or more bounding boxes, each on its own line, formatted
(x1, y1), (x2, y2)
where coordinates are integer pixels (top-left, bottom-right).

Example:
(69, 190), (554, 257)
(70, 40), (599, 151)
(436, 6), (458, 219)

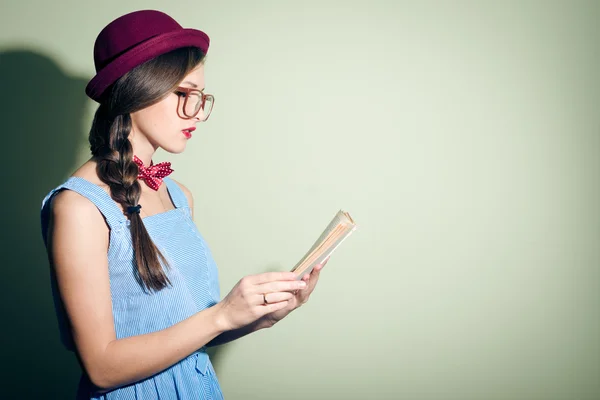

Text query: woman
(40, 10), (328, 399)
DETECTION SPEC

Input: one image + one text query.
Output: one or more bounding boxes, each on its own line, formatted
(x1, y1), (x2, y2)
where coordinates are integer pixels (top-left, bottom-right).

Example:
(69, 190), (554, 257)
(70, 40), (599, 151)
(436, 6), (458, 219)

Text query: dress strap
(41, 177), (127, 242)
(164, 177), (190, 209)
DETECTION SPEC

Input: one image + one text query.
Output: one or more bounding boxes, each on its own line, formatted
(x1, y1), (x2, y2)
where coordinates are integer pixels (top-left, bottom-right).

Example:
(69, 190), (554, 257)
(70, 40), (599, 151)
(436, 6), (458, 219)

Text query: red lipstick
(182, 127), (196, 139)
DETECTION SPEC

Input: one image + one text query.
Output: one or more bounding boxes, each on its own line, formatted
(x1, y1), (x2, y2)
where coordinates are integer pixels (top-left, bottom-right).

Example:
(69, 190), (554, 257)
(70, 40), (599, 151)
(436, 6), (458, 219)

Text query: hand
(261, 257), (330, 327)
(215, 271), (308, 331)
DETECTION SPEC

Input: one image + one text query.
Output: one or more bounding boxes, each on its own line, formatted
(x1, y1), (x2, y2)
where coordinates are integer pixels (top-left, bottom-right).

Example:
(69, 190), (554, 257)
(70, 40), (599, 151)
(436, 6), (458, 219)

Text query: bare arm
(48, 189), (302, 390)
(206, 318), (272, 347)
(48, 190), (227, 390)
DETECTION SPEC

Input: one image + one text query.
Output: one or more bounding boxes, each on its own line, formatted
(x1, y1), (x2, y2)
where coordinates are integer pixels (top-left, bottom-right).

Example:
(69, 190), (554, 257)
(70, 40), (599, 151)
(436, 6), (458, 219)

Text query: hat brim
(85, 28), (209, 102)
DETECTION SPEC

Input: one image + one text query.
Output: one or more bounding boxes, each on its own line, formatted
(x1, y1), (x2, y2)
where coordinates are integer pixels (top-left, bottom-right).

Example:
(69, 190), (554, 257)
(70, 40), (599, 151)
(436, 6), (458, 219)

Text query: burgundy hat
(85, 10), (210, 102)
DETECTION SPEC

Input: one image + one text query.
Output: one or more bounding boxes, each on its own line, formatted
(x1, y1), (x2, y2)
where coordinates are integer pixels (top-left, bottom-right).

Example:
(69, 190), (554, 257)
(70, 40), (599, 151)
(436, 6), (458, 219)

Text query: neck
(130, 135), (158, 166)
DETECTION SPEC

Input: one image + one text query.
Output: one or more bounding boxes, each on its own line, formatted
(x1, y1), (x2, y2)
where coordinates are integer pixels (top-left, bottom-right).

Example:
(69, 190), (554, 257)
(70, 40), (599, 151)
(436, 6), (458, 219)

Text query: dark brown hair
(89, 46), (205, 291)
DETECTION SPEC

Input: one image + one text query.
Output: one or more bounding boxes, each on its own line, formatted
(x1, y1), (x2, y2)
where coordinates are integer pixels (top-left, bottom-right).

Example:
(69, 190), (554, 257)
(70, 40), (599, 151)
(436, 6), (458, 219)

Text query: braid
(87, 46), (205, 291)
(92, 106), (171, 291)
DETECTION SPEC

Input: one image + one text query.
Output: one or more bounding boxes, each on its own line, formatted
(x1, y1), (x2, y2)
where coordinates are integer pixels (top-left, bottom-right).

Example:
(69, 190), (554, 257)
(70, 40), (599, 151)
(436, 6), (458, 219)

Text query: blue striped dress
(40, 176), (225, 399)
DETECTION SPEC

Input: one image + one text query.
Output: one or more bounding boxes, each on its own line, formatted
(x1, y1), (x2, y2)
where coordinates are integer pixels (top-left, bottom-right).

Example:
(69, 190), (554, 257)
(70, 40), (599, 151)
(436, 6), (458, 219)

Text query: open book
(290, 210), (357, 279)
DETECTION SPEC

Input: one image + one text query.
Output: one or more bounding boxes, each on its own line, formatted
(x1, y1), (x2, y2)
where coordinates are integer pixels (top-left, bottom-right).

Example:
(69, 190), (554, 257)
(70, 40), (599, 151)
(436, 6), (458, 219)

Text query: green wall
(1, 1), (598, 399)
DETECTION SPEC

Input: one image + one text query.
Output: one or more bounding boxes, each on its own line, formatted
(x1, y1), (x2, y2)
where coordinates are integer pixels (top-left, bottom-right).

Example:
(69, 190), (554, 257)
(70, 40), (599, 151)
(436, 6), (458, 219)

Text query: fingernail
(299, 281), (307, 288)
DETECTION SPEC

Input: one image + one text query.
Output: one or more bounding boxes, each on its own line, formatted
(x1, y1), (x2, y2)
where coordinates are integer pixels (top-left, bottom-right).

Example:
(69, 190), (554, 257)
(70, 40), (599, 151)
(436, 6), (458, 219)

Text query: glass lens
(184, 92), (202, 117)
(202, 95), (214, 121)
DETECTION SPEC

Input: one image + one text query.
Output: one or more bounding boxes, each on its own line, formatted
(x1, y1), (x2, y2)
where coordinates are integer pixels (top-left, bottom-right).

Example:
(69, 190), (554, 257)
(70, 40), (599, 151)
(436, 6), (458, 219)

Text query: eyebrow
(183, 81), (204, 90)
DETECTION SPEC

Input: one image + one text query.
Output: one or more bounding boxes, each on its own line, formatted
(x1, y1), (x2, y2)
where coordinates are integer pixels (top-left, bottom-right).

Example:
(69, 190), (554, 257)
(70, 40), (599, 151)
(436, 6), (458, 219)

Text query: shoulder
(170, 178), (194, 209)
(71, 159), (108, 188)
(49, 189), (109, 235)
(51, 189), (99, 217)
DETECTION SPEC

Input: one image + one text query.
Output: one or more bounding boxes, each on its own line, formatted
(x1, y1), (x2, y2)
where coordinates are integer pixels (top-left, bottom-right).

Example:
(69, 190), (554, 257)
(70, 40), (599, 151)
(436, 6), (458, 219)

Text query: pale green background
(1, 0), (598, 399)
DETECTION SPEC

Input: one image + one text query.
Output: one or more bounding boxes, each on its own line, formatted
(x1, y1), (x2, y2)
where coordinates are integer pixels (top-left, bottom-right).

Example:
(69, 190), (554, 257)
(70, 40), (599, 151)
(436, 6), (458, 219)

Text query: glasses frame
(174, 86), (214, 121)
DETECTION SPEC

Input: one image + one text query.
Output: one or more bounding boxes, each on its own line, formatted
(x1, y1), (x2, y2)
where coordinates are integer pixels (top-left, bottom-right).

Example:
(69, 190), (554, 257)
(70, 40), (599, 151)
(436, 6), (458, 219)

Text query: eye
(174, 90), (187, 98)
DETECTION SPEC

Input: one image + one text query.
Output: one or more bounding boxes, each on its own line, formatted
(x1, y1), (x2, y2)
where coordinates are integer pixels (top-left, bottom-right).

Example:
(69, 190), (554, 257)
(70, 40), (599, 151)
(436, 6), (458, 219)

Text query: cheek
(135, 97), (179, 135)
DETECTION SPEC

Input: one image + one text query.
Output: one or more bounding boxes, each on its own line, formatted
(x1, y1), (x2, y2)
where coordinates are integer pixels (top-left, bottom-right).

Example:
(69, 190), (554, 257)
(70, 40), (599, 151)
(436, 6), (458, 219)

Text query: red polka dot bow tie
(133, 155), (174, 191)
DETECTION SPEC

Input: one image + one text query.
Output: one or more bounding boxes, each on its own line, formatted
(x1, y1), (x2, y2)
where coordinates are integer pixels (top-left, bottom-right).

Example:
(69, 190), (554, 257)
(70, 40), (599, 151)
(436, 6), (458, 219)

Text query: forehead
(181, 64), (205, 88)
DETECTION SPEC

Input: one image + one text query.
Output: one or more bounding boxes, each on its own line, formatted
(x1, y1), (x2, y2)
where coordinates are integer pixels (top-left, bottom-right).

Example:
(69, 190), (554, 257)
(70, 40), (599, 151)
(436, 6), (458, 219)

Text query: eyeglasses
(174, 86), (214, 121)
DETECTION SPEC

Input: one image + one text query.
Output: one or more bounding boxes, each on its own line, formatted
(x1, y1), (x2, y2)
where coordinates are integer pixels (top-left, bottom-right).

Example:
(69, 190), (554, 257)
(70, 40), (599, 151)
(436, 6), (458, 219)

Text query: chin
(160, 142), (188, 154)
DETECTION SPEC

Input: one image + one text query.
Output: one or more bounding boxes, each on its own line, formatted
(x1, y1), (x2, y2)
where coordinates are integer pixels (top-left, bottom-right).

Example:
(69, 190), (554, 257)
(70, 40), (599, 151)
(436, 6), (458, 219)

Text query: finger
(255, 280), (306, 294)
(307, 269), (321, 290)
(294, 276), (311, 296)
(247, 271), (297, 284)
(259, 300), (290, 315)
(260, 291), (294, 305)
(315, 259), (329, 271)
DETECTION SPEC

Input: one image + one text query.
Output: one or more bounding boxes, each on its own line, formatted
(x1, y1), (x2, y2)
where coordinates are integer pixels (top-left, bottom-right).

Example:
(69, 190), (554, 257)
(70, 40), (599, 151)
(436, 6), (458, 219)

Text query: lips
(182, 126), (196, 139)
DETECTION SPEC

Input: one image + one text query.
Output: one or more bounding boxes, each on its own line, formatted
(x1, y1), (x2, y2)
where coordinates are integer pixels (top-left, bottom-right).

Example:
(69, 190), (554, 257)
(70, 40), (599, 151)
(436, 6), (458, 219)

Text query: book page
(291, 210), (357, 278)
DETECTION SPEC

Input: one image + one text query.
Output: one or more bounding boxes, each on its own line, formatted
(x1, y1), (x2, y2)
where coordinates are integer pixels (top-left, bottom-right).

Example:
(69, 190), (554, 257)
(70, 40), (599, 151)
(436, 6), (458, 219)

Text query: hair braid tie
(127, 204), (142, 214)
